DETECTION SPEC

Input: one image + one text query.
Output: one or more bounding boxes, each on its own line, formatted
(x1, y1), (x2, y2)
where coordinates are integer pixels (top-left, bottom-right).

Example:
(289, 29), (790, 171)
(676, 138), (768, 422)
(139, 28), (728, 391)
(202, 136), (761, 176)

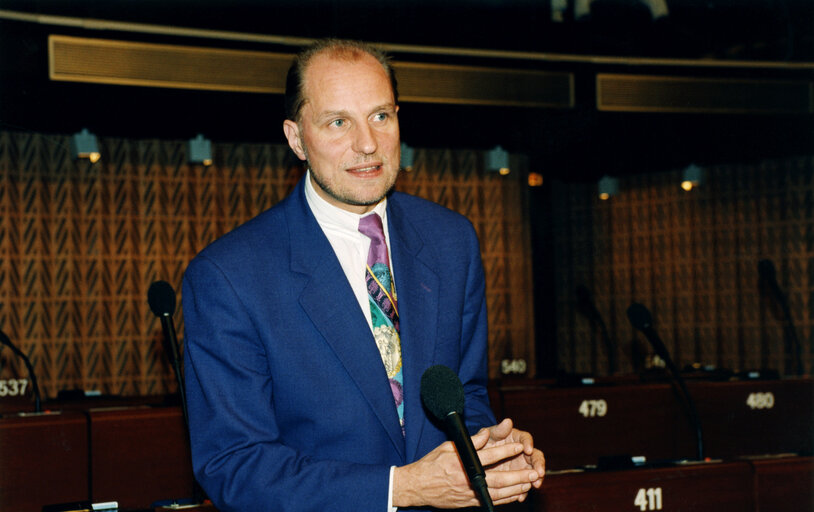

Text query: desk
(749, 456), (814, 512)
(3, 379), (810, 511)
(689, 379), (813, 458)
(88, 407), (194, 510)
(493, 381), (696, 469)
(492, 378), (814, 470)
(0, 411), (89, 512)
(519, 461), (754, 512)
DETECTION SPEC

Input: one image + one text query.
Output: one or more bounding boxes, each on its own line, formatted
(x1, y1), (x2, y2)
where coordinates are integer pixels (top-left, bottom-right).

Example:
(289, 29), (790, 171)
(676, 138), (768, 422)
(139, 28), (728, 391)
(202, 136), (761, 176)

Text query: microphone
(758, 259), (783, 304)
(576, 285), (616, 374)
(148, 281), (188, 429)
(420, 365), (495, 512)
(0, 327), (42, 413)
(149, 280), (208, 506)
(627, 303), (705, 461)
(758, 259), (803, 375)
(626, 303), (672, 371)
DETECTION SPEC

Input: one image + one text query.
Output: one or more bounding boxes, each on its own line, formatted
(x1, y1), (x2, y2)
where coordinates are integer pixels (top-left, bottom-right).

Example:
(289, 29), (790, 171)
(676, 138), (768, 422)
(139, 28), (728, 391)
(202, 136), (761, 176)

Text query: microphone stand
(628, 303), (705, 461)
(577, 286), (617, 375)
(149, 281), (206, 508)
(758, 260), (803, 376)
(159, 312), (189, 433)
(659, 347), (705, 461)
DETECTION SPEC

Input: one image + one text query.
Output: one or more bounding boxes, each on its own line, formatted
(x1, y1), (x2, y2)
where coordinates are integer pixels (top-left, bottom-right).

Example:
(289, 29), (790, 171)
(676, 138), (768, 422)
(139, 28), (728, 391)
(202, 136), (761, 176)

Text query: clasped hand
(393, 418), (545, 509)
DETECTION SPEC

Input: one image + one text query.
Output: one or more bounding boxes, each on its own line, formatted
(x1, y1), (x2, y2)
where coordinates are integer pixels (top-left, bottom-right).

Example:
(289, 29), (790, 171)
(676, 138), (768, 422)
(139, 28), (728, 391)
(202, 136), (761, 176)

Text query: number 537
(0, 378), (29, 397)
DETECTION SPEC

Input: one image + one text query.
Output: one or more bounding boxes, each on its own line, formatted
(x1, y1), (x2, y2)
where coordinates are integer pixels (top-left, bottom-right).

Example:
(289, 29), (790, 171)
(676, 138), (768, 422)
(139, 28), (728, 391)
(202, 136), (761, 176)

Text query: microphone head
(420, 365), (465, 420)
(148, 280), (176, 317)
(627, 302), (653, 331)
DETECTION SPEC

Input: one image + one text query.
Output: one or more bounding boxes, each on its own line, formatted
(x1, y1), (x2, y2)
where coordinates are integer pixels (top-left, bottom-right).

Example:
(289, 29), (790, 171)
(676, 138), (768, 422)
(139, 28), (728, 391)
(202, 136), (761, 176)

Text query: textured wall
(553, 157), (813, 376)
(0, 131), (534, 398)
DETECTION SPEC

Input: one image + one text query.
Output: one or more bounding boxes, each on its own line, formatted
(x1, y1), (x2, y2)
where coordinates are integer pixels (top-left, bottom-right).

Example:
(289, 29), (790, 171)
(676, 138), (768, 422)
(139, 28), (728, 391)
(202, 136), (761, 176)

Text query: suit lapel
(284, 182), (406, 459)
(387, 196), (440, 462)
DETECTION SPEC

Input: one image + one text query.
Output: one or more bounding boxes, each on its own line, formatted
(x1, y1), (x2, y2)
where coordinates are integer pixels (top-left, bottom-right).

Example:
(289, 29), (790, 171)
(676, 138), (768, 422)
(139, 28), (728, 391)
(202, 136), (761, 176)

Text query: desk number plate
(634, 487), (663, 511)
(578, 399), (608, 417)
(0, 378), (29, 397)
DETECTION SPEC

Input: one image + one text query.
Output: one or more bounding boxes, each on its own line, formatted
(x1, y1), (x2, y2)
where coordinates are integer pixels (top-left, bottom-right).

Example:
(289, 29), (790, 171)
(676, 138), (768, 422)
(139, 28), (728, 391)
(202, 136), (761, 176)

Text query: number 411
(635, 487), (663, 511)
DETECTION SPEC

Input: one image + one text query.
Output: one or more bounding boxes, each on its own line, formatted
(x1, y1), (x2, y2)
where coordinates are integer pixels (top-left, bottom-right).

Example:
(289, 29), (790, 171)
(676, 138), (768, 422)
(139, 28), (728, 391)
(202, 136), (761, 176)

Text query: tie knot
(358, 213), (386, 243)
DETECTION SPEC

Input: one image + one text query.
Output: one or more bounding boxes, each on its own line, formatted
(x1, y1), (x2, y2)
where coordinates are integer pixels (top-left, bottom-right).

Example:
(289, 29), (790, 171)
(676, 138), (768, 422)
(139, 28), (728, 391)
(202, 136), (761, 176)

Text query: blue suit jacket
(183, 178), (495, 511)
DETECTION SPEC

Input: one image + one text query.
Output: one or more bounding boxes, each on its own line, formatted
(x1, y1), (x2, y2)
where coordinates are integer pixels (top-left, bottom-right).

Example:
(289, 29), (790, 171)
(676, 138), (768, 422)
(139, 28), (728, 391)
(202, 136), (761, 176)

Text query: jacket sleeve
(182, 255), (391, 512)
(457, 221), (498, 433)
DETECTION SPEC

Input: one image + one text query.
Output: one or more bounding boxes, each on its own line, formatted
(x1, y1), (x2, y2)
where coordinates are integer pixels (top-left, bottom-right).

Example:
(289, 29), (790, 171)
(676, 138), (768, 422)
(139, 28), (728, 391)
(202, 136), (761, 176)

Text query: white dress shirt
(303, 172), (399, 511)
(304, 172), (392, 331)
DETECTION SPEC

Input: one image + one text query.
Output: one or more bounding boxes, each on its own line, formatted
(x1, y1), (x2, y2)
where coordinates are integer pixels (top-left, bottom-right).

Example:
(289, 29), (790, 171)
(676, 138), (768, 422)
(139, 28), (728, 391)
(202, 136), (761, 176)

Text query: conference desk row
(1, 378), (811, 511)
(0, 406), (194, 512)
(490, 376), (813, 469)
(507, 456), (814, 512)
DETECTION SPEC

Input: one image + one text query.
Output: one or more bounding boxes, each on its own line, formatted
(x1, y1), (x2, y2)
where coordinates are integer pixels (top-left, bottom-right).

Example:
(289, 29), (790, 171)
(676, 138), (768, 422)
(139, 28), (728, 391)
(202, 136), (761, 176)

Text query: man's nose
(352, 122), (378, 155)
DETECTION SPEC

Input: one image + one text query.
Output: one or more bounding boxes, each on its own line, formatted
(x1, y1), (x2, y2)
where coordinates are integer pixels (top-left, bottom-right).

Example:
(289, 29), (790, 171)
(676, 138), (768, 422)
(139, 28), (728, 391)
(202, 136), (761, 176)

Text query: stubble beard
(303, 144), (400, 208)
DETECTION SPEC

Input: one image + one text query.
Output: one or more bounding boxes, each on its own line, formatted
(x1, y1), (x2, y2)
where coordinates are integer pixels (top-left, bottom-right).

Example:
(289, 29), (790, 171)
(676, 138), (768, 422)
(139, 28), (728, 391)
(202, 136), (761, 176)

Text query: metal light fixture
(400, 142), (415, 172)
(681, 164), (704, 191)
(71, 128), (101, 163)
(576, 0), (668, 20)
(188, 134), (213, 166)
(642, 0), (669, 19)
(551, 0), (567, 22)
(486, 145), (510, 176)
(598, 175), (619, 200)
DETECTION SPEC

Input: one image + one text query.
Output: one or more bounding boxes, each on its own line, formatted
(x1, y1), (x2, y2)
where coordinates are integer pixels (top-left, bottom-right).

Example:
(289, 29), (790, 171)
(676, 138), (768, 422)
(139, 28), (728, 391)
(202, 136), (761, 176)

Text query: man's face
(283, 52), (401, 214)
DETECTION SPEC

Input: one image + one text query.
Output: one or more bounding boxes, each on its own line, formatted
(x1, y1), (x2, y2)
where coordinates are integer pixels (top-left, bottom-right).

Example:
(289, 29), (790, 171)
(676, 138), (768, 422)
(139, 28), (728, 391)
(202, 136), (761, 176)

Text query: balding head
(284, 39), (398, 123)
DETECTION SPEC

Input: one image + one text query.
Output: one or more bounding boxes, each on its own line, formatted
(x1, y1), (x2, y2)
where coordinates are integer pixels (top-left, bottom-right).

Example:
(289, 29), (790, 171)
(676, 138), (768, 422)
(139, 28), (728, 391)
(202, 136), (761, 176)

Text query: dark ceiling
(0, 0), (812, 179)
(2, 0), (813, 60)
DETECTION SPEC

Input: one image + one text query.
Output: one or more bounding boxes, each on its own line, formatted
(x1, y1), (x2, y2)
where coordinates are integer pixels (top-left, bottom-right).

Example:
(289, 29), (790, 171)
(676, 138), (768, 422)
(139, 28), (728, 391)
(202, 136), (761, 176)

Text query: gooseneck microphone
(0, 328), (42, 413)
(149, 280), (208, 506)
(576, 285), (617, 374)
(420, 365), (495, 512)
(148, 281), (188, 430)
(627, 303), (705, 461)
(758, 259), (803, 376)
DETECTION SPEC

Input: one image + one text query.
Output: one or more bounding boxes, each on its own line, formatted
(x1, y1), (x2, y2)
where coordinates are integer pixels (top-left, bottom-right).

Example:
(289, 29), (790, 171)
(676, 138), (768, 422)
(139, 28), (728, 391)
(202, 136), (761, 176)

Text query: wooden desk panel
(0, 411), (89, 512)
(689, 379), (813, 459)
(531, 461), (754, 512)
(492, 378), (814, 470)
(749, 456), (814, 512)
(88, 407), (193, 510)
(494, 383), (697, 470)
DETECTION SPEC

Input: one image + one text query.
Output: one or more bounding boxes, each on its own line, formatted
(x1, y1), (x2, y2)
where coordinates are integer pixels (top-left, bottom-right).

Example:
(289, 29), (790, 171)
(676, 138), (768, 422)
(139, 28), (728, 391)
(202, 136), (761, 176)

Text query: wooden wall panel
(0, 130), (534, 398)
(396, 150), (535, 377)
(552, 157), (813, 376)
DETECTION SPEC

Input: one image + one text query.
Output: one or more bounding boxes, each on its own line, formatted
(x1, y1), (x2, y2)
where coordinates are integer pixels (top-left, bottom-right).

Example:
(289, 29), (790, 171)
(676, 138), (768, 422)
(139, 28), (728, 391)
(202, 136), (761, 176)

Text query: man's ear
(283, 120), (307, 161)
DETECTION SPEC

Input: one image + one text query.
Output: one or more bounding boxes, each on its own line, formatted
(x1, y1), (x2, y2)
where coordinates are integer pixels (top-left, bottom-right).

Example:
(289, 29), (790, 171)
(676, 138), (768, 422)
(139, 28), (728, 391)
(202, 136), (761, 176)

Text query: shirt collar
(304, 170), (388, 237)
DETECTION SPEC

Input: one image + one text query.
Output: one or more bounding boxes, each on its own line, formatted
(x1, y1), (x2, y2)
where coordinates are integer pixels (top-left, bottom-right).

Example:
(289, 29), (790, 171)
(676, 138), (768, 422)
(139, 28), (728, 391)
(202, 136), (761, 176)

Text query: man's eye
(373, 113), (389, 122)
(330, 119), (345, 128)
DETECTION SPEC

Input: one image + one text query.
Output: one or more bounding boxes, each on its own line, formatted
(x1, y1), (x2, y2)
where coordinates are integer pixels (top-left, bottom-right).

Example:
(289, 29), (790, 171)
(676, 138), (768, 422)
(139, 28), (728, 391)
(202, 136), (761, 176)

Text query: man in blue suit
(183, 39), (544, 511)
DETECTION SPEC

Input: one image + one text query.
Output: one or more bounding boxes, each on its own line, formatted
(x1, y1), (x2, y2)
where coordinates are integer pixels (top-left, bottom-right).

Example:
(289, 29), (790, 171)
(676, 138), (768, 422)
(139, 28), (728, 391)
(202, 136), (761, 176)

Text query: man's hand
(480, 418), (545, 491)
(392, 418), (545, 508)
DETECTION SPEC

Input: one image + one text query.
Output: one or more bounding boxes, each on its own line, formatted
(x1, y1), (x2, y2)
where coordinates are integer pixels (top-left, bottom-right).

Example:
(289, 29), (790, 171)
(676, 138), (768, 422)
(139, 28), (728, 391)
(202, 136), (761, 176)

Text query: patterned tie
(358, 213), (404, 435)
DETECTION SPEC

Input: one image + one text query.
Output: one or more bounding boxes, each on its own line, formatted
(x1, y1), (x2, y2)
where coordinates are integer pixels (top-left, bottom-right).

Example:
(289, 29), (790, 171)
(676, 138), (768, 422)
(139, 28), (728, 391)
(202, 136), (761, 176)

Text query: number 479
(578, 399), (607, 417)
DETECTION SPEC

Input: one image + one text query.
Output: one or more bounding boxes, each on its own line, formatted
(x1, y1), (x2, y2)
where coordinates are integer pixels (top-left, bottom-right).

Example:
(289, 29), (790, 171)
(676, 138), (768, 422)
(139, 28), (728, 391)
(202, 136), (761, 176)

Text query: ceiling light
(71, 129), (101, 163)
